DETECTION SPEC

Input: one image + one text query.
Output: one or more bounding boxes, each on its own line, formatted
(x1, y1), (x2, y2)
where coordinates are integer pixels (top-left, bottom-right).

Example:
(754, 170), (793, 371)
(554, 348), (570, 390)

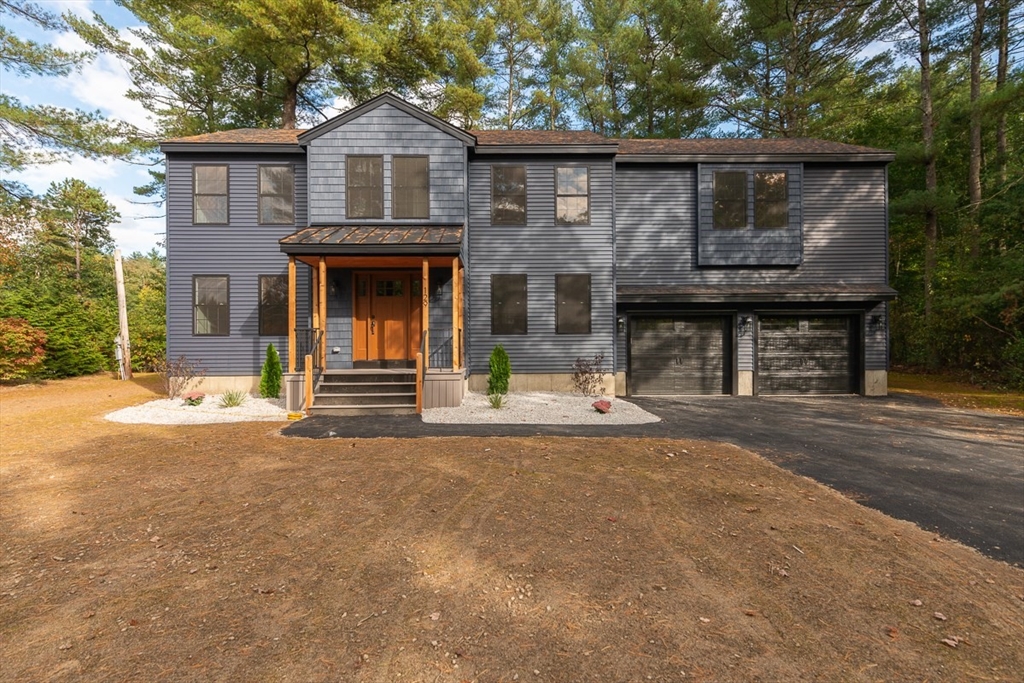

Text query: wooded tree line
(1, 0), (1021, 386)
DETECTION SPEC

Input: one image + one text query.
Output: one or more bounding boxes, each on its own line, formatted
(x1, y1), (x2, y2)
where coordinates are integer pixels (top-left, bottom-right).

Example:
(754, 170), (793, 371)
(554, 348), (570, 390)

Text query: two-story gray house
(160, 93), (896, 414)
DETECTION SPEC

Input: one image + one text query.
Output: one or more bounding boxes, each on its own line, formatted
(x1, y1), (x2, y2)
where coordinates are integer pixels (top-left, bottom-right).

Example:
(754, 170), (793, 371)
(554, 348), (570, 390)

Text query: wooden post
(318, 257), (327, 368)
(311, 266), (320, 334)
(288, 256), (296, 373)
(421, 257), (429, 371)
(113, 249), (132, 379)
(415, 351), (423, 413)
(304, 354), (314, 413)
(451, 257), (460, 371)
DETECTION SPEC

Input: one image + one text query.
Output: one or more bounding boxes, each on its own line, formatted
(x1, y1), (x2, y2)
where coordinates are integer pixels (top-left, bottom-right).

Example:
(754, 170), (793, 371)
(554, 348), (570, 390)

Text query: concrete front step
(309, 404), (417, 416)
(313, 392), (416, 407)
(318, 381), (417, 395)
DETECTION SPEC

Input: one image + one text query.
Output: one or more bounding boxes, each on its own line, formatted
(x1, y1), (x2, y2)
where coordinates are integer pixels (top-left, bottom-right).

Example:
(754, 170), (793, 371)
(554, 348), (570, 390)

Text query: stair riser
(321, 375), (415, 385)
(314, 394), (416, 407)
(318, 383), (416, 395)
(310, 406), (417, 416)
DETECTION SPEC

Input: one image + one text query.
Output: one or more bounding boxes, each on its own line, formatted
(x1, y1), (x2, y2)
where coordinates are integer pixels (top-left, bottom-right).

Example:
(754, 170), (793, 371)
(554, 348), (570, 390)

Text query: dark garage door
(758, 316), (855, 394)
(630, 316), (728, 395)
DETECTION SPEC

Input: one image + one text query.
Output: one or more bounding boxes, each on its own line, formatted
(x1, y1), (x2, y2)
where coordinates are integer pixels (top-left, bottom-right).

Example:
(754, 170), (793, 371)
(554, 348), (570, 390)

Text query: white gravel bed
(105, 395), (289, 424)
(422, 391), (661, 425)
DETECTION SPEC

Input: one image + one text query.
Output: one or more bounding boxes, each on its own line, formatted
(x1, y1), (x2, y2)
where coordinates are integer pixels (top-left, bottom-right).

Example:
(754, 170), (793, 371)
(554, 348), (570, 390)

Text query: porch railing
(295, 327), (324, 412)
(428, 328), (454, 369)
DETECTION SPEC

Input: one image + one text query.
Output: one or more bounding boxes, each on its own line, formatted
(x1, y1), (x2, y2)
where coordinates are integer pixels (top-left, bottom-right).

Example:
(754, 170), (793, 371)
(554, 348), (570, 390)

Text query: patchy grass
(890, 371), (1024, 416)
(1, 376), (1022, 682)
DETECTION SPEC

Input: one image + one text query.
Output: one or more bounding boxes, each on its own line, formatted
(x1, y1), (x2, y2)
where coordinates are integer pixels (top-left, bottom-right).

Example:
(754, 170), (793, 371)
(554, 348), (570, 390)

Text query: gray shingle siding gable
(467, 158), (615, 375)
(165, 153), (310, 375)
(306, 104), (466, 224)
(615, 163), (888, 287)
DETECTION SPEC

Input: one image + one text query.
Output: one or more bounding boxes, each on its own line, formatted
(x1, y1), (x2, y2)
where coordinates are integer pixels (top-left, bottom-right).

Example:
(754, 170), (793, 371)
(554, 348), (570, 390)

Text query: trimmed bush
(487, 345), (511, 395)
(260, 343), (283, 398)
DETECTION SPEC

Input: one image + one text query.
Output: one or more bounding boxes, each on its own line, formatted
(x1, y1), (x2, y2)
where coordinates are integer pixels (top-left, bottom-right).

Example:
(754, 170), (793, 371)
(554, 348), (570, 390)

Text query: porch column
(452, 256), (460, 371)
(311, 264), (320, 340)
(422, 257), (429, 371)
(288, 256), (296, 373)
(318, 257), (327, 368)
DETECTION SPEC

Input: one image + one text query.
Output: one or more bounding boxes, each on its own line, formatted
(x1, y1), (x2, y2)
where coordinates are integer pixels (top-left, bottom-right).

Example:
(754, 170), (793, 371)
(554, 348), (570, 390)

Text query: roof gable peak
(297, 92), (475, 146)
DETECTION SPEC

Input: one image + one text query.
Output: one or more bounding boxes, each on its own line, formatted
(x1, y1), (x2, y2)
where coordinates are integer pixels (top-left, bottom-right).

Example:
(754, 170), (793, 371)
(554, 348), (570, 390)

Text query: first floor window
(754, 171), (788, 228)
(491, 274), (527, 335)
(194, 165), (228, 224)
(713, 170), (747, 229)
(259, 166), (294, 224)
(556, 274), (591, 334)
(259, 275), (288, 336)
(194, 275), (229, 336)
(556, 167), (589, 224)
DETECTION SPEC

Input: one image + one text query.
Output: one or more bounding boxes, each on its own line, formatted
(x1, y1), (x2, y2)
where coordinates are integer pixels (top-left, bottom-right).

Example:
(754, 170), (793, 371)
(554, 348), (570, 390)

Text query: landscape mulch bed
(2, 375), (1022, 682)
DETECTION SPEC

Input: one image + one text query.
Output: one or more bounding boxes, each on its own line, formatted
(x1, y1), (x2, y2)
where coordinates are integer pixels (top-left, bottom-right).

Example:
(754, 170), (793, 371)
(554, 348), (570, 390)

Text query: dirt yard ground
(2, 375), (1023, 682)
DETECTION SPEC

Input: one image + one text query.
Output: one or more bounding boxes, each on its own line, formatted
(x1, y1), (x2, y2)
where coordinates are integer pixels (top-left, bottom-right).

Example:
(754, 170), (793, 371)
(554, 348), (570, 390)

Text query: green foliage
(487, 344), (511, 395)
(182, 391), (205, 406)
(259, 343), (283, 398)
(487, 391), (505, 409)
(218, 389), (249, 407)
(0, 317), (47, 380)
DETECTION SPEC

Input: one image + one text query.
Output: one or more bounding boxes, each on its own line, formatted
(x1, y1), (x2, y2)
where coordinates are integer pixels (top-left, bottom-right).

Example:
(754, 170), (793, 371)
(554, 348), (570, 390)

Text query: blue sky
(5, 1), (166, 255)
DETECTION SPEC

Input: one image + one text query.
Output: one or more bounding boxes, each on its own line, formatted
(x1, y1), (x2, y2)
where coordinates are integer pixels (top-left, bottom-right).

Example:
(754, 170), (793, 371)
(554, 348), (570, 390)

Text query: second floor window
(712, 171), (746, 229)
(347, 155), (383, 219)
(259, 166), (294, 224)
(393, 156), (429, 219)
(754, 171), (789, 228)
(194, 165), (228, 224)
(491, 166), (527, 225)
(556, 167), (589, 224)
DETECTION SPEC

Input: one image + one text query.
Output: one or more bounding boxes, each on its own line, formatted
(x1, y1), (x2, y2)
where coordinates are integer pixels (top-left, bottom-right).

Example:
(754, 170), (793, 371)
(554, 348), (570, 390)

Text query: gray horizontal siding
(166, 153), (310, 376)
(865, 302), (888, 370)
(697, 164), (802, 266)
(468, 158), (616, 374)
(307, 104), (466, 224)
(326, 269), (353, 370)
(615, 163), (888, 287)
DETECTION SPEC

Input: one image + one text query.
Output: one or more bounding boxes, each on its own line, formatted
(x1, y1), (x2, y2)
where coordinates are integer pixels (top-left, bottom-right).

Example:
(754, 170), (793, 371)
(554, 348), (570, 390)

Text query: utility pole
(114, 249), (132, 379)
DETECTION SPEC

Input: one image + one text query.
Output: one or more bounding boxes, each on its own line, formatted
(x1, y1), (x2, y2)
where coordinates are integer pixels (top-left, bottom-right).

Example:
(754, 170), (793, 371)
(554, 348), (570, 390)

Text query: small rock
(909, 599), (923, 606)
(592, 400), (612, 414)
(933, 612), (947, 621)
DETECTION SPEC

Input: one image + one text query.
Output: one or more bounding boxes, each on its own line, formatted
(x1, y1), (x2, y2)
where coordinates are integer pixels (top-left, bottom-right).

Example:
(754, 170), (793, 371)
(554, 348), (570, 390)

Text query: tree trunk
(967, 0), (987, 259)
(507, 56), (514, 129)
(282, 80), (298, 129)
(74, 220), (81, 281)
(918, 0), (940, 369)
(996, 0), (1009, 183)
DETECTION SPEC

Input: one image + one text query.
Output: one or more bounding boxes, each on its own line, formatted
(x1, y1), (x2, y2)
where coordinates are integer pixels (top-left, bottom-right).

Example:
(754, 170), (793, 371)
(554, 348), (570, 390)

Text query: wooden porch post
(311, 264), (320, 337)
(288, 256), (296, 373)
(422, 257), (429, 371)
(452, 257), (460, 371)
(318, 257), (327, 368)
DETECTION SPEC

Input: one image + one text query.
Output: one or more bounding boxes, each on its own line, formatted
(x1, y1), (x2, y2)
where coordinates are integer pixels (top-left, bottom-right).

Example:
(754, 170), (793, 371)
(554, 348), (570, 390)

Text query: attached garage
(757, 315), (857, 394)
(629, 316), (730, 395)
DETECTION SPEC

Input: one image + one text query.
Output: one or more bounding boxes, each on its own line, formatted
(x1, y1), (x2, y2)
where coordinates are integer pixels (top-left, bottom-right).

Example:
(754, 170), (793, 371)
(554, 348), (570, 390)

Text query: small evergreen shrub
(487, 345), (511, 395)
(260, 343), (283, 398)
(487, 392), (505, 409)
(218, 389), (249, 408)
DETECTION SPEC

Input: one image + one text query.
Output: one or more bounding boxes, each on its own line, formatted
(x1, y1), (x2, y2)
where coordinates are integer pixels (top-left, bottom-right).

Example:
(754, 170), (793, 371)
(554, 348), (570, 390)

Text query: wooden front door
(353, 272), (422, 362)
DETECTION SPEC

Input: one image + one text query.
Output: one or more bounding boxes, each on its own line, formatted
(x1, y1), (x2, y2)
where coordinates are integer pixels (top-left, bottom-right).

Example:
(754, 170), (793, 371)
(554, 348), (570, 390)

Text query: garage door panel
(758, 316), (854, 395)
(630, 317), (727, 395)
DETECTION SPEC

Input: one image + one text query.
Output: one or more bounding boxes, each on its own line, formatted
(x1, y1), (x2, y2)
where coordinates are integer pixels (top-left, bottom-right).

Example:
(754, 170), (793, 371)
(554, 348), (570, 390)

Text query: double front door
(352, 271), (422, 363)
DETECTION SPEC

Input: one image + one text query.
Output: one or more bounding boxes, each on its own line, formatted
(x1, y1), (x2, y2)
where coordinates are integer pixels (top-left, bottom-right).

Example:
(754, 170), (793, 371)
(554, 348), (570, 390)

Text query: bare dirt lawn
(2, 375), (1023, 682)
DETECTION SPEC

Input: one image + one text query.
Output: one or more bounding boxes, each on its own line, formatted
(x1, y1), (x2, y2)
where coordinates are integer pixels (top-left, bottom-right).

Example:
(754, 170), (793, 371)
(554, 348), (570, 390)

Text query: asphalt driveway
(283, 393), (1024, 566)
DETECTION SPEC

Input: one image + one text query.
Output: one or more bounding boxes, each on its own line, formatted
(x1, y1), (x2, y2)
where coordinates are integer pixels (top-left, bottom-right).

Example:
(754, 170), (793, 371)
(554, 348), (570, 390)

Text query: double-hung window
(556, 167), (589, 224)
(393, 156), (429, 219)
(258, 166), (294, 224)
(712, 170), (789, 229)
(556, 274), (591, 334)
(754, 171), (788, 228)
(712, 171), (747, 229)
(491, 274), (527, 335)
(193, 165), (228, 224)
(491, 166), (527, 225)
(346, 155), (384, 219)
(193, 275), (229, 336)
(258, 275), (288, 336)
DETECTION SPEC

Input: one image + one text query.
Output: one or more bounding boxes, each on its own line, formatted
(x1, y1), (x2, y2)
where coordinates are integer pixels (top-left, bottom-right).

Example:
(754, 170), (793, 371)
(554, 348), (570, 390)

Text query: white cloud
(15, 156), (121, 190)
(106, 193), (165, 255)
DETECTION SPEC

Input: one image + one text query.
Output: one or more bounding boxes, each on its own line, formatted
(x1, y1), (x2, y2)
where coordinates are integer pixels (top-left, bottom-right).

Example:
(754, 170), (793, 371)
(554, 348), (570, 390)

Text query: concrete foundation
(737, 370), (754, 396)
(181, 375), (262, 395)
(467, 372), (616, 396)
(864, 370), (888, 396)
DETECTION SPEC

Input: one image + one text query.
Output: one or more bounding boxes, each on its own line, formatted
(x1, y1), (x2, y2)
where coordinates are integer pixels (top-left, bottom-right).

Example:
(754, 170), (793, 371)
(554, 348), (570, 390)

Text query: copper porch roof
(279, 225), (462, 254)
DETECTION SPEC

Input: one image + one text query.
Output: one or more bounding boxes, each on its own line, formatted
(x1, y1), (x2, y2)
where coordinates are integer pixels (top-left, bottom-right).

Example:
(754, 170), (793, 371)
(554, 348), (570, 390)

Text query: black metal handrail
(294, 327), (324, 373)
(428, 328), (454, 368)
